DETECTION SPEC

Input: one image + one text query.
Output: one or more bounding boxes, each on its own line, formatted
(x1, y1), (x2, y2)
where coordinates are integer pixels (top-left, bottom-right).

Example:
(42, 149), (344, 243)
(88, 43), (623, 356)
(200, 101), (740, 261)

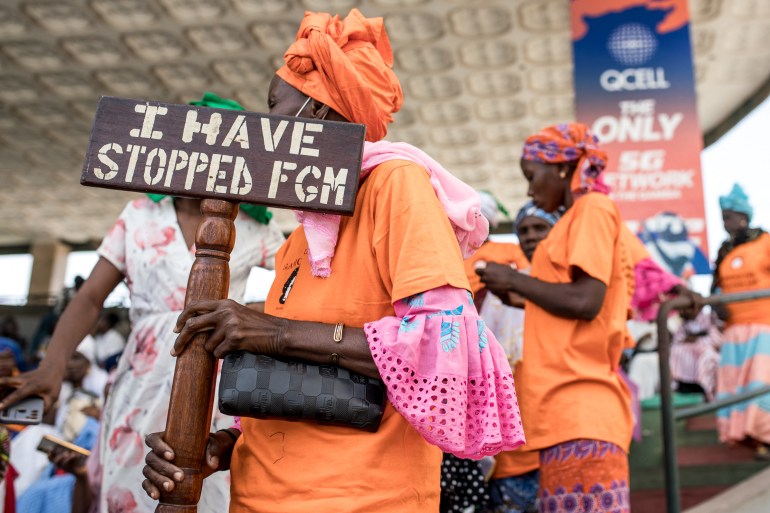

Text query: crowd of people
(0, 8), (768, 513)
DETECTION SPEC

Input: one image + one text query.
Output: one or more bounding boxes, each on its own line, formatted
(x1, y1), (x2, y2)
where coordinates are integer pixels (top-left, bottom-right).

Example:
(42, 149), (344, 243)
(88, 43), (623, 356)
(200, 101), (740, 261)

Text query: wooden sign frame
(81, 96), (365, 215)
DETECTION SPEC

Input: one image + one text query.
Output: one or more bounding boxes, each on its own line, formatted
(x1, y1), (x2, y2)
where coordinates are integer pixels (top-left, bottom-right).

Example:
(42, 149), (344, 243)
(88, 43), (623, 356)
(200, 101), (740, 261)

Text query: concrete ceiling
(1, 0), (769, 248)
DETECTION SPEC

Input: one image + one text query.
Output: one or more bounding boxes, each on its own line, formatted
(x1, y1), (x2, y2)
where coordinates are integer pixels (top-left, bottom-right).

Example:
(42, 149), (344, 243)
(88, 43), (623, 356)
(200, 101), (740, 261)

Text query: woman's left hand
(476, 262), (522, 300)
(172, 299), (287, 358)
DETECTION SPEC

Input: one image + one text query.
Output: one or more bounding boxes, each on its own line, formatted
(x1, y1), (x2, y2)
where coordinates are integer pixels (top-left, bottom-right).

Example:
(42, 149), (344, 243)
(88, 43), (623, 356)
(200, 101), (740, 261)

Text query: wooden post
(155, 199), (237, 512)
(79, 96), (366, 510)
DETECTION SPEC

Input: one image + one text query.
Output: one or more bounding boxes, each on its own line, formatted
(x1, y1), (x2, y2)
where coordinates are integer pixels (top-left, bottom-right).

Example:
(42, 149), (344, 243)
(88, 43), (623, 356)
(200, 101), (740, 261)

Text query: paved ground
(685, 466), (770, 513)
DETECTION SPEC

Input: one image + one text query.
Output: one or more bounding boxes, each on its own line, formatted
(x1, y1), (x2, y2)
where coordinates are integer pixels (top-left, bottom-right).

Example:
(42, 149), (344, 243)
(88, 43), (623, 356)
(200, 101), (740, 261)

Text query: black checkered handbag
(218, 352), (386, 432)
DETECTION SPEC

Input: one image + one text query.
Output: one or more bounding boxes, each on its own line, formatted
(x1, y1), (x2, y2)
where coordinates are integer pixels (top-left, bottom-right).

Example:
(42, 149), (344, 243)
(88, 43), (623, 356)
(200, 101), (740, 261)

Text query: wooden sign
(81, 96), (366, 215)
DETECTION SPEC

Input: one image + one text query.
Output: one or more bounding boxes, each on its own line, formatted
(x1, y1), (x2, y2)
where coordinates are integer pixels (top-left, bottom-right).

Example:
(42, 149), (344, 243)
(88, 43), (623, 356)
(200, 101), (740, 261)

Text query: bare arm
(477, 263), (607, 321)
(0, 257), (124, 410)
(173, 300), (380, 378)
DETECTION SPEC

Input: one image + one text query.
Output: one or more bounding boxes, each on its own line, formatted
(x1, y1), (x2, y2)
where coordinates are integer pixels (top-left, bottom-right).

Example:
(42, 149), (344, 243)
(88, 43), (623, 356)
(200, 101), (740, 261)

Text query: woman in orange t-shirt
(712, 183), (770, 458)
(141, 9), (525, 513)
(481, 201), (563, 513)
(477, 124), (635, 513)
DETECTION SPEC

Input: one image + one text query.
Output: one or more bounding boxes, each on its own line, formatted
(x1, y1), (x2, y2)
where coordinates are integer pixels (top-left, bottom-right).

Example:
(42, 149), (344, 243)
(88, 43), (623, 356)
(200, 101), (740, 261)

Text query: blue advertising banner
(571, 0), (710, 276)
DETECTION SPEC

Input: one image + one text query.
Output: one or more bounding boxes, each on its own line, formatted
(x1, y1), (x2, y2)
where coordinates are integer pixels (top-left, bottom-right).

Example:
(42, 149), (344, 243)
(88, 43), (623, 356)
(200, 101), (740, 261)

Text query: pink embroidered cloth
(631, 257), (682, 321)
(295, 141), (489, 277)
(364, 285), (526, 459)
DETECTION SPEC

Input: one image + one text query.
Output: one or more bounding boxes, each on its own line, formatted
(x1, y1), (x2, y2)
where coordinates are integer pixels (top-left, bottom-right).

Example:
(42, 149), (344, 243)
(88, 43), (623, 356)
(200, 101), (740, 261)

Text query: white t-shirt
(93, 329), (126, 366)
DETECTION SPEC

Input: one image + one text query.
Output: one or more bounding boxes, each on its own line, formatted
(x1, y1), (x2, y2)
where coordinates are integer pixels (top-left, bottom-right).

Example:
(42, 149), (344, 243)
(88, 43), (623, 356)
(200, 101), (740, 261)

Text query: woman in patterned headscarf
(477, 123), (635, 513)
(712, 184), (770, 459)
(142, 9), (524, 513)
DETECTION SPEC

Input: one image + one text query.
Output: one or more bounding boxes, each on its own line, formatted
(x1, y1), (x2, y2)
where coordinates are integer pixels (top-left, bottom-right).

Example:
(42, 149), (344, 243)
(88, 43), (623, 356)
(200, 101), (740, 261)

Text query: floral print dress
(96, 197), (284, 513)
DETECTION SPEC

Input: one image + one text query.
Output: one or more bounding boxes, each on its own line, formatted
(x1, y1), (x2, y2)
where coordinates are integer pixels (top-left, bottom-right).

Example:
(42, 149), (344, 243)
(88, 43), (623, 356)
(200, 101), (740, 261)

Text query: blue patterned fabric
(399, 315), (420, 333)
(440, 320), (461, 352)
(487, 469), (541, 513)
(478, 320), (489, 352)
(514, 201), (562, 233)
(17, 417), (100, 513)
(404, 293), (425, 308)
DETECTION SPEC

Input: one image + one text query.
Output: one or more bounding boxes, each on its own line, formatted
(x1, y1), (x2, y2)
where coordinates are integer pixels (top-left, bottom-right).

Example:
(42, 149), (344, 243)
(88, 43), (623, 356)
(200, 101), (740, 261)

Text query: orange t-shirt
(464, 241), (529, 293)
(622, 224), (650, 266)
(230, 160), (470, 513)
(718, 232), (770, 327)
(517, 193), (635, 452)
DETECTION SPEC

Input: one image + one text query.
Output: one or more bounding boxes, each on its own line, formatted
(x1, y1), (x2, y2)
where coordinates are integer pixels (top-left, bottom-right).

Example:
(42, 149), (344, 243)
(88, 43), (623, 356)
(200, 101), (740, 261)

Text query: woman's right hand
(0, 364), (64, 412)
(50, 449), (88, 479)
(142, 429), (239, 500)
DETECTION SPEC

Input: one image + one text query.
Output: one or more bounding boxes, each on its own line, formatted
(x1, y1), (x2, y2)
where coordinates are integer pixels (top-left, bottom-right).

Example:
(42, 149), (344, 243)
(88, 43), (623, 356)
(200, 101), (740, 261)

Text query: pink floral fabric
(296, 140), (489, 277)
(364, 285), (526, 459)
(96, 197), (285, 513)
(630, 257), (682, 321)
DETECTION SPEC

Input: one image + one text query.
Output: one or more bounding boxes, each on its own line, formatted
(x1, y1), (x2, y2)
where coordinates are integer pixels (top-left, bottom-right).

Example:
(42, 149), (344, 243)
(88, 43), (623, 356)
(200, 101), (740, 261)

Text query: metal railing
(657, 289), (770, 513)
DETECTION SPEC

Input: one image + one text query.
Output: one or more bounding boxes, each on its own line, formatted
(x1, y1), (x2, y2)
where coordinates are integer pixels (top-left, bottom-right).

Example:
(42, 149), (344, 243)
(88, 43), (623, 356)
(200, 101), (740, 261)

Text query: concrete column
(27, 240), (70, 305)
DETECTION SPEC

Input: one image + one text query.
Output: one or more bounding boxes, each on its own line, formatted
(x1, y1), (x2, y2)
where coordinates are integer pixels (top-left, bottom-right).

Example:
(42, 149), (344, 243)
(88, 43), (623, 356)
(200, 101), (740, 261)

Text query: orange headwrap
(276, 9), (403, 142)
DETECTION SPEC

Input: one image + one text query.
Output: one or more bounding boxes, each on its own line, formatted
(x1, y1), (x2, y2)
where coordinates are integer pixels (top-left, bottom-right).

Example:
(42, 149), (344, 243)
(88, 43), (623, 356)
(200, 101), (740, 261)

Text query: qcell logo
(599, 67), (671, 92)
(607, 23), (658, 66)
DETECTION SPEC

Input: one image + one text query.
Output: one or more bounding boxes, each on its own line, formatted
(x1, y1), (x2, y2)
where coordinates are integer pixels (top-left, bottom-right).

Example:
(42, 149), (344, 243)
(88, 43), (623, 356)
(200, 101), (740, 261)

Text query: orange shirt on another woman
(516, 193), (635, 452)
(464, 241), (528, 294)
(718, 232), (770, 327)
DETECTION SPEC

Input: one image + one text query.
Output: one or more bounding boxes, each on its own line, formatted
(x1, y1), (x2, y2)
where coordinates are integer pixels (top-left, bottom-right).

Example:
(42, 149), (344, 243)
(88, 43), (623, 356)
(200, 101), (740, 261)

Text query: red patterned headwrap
(521, 123), (610, 195)
(276, 9), (403, 142)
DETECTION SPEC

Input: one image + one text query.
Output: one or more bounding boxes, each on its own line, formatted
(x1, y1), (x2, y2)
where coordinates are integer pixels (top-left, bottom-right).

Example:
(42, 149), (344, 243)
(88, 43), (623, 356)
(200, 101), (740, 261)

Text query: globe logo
(607, 23), (658, 66)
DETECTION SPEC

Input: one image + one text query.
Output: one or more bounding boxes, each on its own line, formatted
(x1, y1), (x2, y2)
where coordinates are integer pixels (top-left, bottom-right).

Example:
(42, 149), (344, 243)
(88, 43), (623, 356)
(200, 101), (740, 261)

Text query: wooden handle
(155, 199), (237, 512)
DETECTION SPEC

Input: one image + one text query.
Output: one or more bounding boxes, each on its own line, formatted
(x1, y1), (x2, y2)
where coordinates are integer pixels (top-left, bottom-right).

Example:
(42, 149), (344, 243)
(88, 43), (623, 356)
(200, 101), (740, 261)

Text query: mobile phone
(0, 395), (44, 425)
(36, 434), (91, 458)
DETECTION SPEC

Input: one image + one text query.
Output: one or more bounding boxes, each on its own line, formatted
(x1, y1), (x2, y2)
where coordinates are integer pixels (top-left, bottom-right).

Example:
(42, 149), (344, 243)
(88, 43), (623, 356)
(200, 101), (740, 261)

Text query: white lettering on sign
(182, 111), (222, 145)
(164, 150), (189, 187)
(599, 67), (670, 92)
(129, 105), (167, 140)
(207, 154), (233, 193)
(295, 165), (321, 202)
(268, 160), (295, 199)
(125, 144), (146, 182)
(289, 122), (323, 157)
(230, 157), (252, 195)
(592, 112), (683, 143)
(144, 148), (167, 185)
(185, 152), (210, 190)
(221, 115), (249, 149)
(320, 167), (348, 206)
(94, 143), (122, 180)
(618, 150), (665, 173)
(261, 119), (289, 152)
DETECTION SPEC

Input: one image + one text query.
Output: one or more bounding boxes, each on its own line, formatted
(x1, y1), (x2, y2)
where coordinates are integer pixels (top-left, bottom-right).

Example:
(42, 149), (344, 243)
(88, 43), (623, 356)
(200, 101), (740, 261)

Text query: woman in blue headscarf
(712, 184), (770, 458)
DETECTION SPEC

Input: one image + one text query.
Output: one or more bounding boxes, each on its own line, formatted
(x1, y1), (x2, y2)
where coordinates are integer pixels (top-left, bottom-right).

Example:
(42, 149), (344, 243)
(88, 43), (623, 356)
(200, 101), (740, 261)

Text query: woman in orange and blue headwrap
(712, 184), (770, 459)
(142, 9), (524, 513)
(477, 123), (635, 513)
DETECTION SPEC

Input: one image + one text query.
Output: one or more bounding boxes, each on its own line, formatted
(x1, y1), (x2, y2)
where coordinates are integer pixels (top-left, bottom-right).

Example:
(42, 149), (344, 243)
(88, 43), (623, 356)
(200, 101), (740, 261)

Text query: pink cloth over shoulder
(295, 141), (489, 277)
(631, 257), (682, 321)
(364, 285), (526, 459)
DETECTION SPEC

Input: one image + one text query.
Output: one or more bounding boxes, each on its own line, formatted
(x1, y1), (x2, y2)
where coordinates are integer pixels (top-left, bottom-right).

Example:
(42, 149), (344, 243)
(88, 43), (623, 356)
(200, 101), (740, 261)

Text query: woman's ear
(557, 163), (570, 180)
